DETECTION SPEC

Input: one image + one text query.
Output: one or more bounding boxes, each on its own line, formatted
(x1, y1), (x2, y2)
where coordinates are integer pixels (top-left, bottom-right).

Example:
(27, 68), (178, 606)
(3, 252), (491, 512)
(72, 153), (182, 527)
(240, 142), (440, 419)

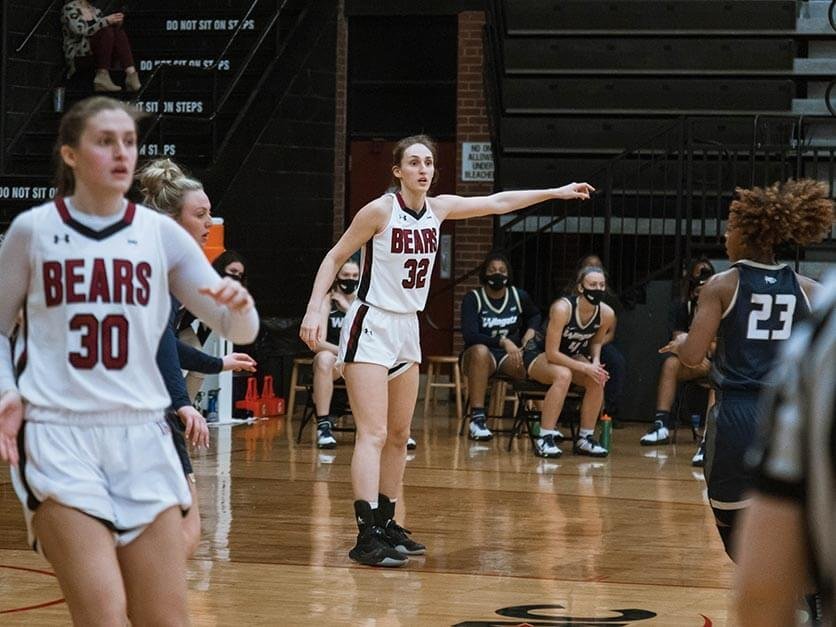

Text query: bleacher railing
(490, 115), (836, 309)
(482, 0), (836, 308)
(136, 0), (294, 164)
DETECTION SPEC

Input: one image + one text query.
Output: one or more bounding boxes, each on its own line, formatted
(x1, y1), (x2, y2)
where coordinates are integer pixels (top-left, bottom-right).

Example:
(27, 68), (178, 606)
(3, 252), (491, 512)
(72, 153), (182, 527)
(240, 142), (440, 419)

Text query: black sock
(471, 407), (485, 421)
(654, 410), (672, 428)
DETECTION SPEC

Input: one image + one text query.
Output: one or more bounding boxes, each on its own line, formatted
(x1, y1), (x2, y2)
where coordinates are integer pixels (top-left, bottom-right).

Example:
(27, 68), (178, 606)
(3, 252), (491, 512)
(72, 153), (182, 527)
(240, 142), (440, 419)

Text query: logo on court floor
(453, 604), (658, 626)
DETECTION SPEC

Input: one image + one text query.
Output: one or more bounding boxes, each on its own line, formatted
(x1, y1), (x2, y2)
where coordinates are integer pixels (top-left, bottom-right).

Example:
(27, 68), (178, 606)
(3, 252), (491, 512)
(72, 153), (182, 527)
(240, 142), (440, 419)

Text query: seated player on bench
(521, 266), (614, 458)
(461, 251), (541, 440)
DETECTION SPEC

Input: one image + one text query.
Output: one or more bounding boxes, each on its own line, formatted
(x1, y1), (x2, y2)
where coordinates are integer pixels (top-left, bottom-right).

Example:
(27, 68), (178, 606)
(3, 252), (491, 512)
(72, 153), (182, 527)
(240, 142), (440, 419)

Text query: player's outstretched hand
(177, 405), (210, 449)
(222, 353), (257, 372)
(553, 182), (595, 201)
(199, 277), (254, 313)
(299, 310), (323, 351)
(0, 391), (24, 467)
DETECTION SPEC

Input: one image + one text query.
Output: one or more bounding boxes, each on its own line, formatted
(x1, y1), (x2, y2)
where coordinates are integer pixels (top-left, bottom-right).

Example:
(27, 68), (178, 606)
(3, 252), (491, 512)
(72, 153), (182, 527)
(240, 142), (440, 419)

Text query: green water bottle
(530, 411), (541, 437)
(600, 413), (612, 452)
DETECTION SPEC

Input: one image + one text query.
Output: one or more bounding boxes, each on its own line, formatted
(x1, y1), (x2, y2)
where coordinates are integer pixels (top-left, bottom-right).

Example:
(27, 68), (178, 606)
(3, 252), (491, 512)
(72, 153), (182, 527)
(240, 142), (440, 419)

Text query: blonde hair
(136, 158), (203, 219)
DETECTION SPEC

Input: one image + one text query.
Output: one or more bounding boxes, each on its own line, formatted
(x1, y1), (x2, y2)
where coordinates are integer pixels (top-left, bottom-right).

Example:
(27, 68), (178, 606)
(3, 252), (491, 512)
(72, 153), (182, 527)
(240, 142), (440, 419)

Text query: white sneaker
(468, 416), (493, 441)
(407, 436), (417, 450)
(691, 443), (705, 467)
(534, 433), (562, 458)
(316, 423), (337, 449)
(574, 434), (608, 457)
(640, 420), (670, 445)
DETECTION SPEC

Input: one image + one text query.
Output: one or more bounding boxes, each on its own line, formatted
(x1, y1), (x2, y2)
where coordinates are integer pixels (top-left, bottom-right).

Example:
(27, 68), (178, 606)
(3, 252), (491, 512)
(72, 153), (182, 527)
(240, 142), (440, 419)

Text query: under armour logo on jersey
(363, 327), (373, 336)
(54, 234), (69, 244)
(764, 276), (777, 284)
(400, 214), (409, 222)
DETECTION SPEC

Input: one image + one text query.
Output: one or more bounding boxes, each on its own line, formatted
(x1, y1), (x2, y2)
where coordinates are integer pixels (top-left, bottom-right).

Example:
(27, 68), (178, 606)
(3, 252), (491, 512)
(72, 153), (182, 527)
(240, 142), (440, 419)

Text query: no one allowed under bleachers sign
(461, 142), (494, 182)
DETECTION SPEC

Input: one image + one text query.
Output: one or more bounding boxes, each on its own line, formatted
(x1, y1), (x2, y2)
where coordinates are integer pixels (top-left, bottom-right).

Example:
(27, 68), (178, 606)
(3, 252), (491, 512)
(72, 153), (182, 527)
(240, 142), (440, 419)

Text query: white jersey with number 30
(16, 199), (171, 421)
(357, 192), (442, 314)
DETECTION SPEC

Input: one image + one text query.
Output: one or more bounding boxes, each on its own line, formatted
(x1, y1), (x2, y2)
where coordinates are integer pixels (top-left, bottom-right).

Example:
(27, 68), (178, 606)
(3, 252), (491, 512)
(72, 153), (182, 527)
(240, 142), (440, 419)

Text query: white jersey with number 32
(357, 192), (442, 314)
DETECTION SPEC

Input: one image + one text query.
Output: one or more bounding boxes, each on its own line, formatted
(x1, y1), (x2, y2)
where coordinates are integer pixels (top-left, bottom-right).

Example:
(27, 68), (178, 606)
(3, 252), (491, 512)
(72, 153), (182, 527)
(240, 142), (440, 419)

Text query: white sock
(579, 428), (593, 439)
(540, 428), (559, 437)
(369, 500), (378, 510)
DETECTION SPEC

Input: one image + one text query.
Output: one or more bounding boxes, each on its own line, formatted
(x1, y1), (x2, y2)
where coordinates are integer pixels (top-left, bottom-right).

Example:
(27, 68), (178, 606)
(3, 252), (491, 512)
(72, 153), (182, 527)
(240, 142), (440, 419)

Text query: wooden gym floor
(0, 408), (735, 626)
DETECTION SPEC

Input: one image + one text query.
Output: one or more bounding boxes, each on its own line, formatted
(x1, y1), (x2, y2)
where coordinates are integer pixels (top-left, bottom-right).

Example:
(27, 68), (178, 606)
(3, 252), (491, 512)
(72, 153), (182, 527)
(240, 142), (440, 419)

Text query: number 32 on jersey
(402, 258), (430, 289)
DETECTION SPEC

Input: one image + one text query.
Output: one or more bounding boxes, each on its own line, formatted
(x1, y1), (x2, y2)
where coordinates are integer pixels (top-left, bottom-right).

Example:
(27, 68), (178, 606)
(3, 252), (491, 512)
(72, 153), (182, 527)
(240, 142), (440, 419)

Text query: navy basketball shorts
(704, 392), (759, 516)
(460, 344), (509, 373)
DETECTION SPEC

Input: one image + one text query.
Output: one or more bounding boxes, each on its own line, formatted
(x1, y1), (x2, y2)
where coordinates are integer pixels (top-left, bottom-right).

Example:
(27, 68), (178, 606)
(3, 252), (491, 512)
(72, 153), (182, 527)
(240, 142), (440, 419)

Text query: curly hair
(729, 179), (834, 251)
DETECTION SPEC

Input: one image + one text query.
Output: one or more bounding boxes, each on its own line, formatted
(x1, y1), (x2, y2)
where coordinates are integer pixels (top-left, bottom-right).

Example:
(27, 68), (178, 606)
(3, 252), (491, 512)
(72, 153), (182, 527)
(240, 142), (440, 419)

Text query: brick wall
(453, 10), (494, 352)
(332, 0), (348, 243)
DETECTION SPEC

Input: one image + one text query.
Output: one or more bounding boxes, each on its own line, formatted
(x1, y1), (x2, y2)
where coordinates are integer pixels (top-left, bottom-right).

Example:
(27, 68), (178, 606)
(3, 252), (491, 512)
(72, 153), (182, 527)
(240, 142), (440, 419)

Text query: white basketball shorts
(336, 300), (421, 379)
(10, 418), (192, 551)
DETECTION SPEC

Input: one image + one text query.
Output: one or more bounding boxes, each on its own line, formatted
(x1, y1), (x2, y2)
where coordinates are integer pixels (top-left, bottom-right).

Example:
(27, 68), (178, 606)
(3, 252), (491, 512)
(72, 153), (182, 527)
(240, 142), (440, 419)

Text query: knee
(661, 356), (680, 377)
(356, 423), (387, 450)
(386, 423), (410, 448)
(313, 351), (336, 374)
(467, 345), (492, 367)
(551, 367), (572, 391)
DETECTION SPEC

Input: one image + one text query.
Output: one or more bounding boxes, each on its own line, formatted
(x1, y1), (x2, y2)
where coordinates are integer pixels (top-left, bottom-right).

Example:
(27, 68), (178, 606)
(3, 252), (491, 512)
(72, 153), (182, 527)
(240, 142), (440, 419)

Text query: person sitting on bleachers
(640, 258), (715, 446)
(62, 0), (141, 93)
(461, 252), (541, 440)
(521, 266), (614, 458)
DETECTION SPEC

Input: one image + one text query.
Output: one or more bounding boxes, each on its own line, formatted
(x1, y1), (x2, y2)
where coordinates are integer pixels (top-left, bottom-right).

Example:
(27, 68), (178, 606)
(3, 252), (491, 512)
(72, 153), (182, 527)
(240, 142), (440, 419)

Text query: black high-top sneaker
(377, 494), (426, 556)
(348, 500), (408, 567)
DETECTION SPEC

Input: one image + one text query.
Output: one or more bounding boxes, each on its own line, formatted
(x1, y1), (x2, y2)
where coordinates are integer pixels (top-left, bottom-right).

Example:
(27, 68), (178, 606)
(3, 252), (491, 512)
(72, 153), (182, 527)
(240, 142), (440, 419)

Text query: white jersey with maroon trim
(15, 198), (171, 418)
(357, 192), (442, 314)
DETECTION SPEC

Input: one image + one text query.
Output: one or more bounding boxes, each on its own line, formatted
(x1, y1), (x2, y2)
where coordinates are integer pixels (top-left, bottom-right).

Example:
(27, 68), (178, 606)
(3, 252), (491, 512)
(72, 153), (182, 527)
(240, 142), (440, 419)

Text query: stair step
(791, 98), (833, 115)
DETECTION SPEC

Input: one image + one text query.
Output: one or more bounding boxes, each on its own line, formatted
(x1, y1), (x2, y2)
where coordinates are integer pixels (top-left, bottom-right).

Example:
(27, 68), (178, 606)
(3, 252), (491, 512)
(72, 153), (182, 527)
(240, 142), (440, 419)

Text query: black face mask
(485, 274), (509, 290)
(338, 279), (358, 294)
(225, 272), (245, 285)
(582, 288), (605, 306)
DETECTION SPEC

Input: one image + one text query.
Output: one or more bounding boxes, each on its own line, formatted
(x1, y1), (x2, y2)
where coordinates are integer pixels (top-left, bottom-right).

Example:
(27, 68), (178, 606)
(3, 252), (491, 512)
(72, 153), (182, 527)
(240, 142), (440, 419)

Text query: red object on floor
(235, 376), (261, 413)
(259, 375), (284, 416)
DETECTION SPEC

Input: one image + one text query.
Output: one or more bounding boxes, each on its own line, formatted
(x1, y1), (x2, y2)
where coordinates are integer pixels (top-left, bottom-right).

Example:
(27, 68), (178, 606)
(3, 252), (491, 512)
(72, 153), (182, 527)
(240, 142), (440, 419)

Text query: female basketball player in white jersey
(137, 158), (257, 557)
(660, 179), (832, 559)
(300, 135), (594, 567)
(0, 97), (259, 625)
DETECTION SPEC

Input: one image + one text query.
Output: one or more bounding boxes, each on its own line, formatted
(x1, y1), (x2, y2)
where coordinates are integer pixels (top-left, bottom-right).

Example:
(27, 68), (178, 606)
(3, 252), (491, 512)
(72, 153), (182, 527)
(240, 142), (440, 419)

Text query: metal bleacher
(484, 0), (836, 303)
